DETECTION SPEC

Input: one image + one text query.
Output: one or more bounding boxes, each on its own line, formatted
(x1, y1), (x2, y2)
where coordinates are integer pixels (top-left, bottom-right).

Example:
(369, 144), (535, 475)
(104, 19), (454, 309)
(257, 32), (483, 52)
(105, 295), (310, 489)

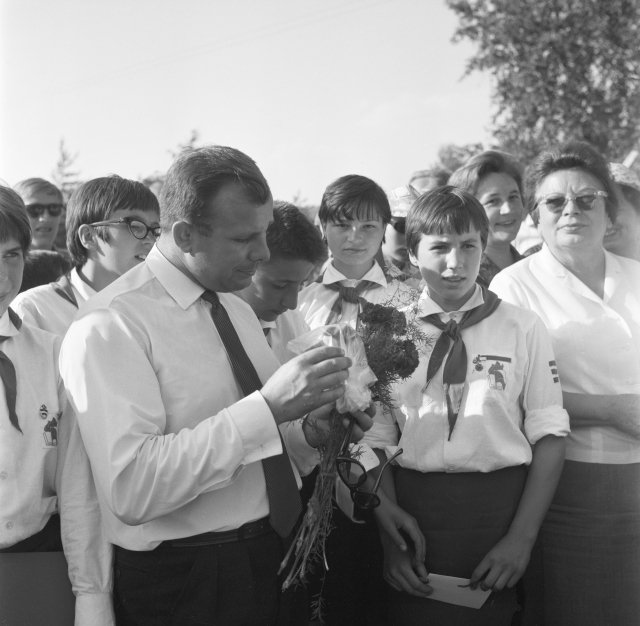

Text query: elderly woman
(449, 150), (525, 287)
(490, 141), (640, 626)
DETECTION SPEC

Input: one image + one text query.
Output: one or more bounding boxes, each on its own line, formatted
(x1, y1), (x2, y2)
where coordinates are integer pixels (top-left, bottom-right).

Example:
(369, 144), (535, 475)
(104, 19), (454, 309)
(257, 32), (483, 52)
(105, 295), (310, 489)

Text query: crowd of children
(1, 140), (639, 626)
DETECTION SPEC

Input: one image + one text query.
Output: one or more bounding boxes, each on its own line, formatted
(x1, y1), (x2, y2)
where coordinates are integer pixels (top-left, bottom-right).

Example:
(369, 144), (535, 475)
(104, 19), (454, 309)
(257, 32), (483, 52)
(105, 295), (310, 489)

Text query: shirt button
(0, 471), (7, 479)
(5, 521), (13, 530)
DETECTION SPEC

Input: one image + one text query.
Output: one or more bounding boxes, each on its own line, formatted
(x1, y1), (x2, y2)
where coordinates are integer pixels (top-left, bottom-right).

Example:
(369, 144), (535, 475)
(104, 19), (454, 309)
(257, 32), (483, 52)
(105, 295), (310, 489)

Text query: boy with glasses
(13, 175), (159, 336)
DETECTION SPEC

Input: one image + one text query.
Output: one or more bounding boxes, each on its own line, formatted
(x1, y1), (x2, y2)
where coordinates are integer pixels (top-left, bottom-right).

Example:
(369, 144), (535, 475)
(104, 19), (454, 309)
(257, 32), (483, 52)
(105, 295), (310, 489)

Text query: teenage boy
(14, 178), (65, 252)
(237, 200), (326, 363)
(363, 186), (569, 626)
(12, 176), (160, 336)
(0, 186), (112, 625)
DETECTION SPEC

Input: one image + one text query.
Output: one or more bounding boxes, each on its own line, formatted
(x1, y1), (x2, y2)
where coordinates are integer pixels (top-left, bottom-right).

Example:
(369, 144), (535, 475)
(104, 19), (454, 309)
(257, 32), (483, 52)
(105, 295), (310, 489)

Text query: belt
(160, 517), (273, 548)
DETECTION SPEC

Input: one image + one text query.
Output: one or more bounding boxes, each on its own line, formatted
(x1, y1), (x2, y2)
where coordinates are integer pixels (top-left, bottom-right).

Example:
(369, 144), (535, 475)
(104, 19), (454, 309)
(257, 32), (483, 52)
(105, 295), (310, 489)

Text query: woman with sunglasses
(491, 141), (640, 626)
(449, 150), (526, 287)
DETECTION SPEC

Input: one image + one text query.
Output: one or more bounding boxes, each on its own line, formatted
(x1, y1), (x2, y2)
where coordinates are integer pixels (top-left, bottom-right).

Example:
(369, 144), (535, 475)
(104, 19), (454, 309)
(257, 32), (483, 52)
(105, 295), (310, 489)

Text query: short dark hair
(14, 178), (63, 203)
(160, 145), (271, 234)
(449, 150), (524, 197)
(318, 175), (391, 226)
(66, 176), (159, 267)
(0, 186), (32, 253)
(406, 185), (489, 256)
(525, 141), (618, 225)
(267, 201), (327, 265)
(409, 167), (451, 190)
(20, 250), (72, 292)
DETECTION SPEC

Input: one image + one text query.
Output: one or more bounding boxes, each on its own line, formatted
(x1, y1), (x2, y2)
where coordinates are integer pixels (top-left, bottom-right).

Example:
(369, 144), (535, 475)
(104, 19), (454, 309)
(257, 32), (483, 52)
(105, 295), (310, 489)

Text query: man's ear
(77, 224), (96, 251)
(408, 250), (418, 268)
(172, 220), (194, 253)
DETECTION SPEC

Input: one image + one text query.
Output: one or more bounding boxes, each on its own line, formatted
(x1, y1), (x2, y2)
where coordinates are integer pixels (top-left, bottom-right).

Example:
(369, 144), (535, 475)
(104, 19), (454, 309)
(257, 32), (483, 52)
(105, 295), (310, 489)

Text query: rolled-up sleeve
(522, 316), (570, 444)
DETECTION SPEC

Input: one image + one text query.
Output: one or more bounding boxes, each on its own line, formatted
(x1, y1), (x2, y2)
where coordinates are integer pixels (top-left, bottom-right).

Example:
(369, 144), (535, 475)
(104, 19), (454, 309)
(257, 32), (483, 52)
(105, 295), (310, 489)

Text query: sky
(0, 0), (494, 204)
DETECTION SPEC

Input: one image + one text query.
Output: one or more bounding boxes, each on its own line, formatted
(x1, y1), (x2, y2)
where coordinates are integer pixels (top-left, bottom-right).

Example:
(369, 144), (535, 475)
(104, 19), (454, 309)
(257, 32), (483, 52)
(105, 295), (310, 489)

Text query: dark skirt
(524, 460), (640, 626)
(390, 465), (528, 626)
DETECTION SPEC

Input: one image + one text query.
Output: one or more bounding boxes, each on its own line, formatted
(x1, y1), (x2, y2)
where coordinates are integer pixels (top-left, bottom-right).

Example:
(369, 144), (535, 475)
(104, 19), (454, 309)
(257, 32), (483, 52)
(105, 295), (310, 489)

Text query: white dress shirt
(60, 245), (316, 551)
(261, 308), (310, 364)
(0, 311), (112, 625)
(363, 285), (570, 473)
(490, 245), (640, 464)
(12, 268), (96, 336)
(298, 261), (418, 331)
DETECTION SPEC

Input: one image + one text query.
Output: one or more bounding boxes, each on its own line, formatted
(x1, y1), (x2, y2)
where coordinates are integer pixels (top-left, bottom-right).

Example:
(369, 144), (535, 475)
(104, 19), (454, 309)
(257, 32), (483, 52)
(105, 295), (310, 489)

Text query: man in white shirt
(60, 146), (370, 625)
(13, 176), (160, 336)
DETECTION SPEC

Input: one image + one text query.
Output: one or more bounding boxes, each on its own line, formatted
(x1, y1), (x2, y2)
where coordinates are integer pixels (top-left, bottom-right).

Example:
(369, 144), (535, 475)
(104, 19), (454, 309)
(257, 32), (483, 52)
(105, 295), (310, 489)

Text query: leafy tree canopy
(447, 0), (640, 164)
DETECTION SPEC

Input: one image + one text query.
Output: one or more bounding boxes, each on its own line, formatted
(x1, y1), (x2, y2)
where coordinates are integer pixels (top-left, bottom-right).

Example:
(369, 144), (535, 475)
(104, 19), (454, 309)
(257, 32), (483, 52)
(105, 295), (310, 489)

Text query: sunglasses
(89, 217), (161, 240)
(335, 418), (403, 510)
(25, 203), (64, 218)
(536, 190), (608, 213)
(390, 218), (406, 234)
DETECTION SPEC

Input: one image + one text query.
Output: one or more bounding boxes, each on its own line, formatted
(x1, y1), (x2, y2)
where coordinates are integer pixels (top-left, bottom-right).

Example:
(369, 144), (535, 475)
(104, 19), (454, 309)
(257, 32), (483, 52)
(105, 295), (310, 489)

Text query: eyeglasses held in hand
(90, 217), (161, 240)
(536, 189), (607, 213)
(390, 218), (406, 234)
(25, 203), (64, 218)
(335, 419), (403, 510)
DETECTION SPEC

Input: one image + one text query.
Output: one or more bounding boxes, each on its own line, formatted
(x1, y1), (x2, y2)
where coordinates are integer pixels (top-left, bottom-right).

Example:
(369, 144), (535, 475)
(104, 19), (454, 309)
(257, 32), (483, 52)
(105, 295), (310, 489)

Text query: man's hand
(469, 531), (533, 592)
(261, 346), (351, 424)
(302, 404), (375, 448)
(380, 527), (432, 598)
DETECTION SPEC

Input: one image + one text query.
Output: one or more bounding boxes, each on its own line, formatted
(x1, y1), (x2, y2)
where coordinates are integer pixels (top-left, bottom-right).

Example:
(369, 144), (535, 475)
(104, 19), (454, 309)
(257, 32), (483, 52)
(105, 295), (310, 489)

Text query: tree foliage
(447, 0), (640, 163)
(437, 142), (484, 172)
(51, 138), (82, 203)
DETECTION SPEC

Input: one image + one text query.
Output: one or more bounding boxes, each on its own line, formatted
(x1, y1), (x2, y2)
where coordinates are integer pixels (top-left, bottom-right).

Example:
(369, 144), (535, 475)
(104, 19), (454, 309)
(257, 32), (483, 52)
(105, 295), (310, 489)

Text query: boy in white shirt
(364, 186), (569, 626)
(13, 176), (159, 336)
(237, 200), (326, 363)
(0, 186), (112, 625)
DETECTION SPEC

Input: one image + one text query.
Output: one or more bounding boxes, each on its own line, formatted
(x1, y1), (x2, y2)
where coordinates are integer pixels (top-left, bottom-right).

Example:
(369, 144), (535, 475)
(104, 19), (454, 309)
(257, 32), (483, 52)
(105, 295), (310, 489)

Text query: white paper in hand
(427, 574), (492, 609)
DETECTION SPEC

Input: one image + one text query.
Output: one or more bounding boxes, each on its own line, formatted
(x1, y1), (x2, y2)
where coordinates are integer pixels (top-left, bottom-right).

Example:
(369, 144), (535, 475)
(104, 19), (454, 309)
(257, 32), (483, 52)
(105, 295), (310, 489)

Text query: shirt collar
(0, 308), (20, 337)
(70, 267), (97, 301)
(417, 283), (484, 318)
(260, 319), (277, 330)
(322, 260), (388, 288)
(145, 245), (206, 310)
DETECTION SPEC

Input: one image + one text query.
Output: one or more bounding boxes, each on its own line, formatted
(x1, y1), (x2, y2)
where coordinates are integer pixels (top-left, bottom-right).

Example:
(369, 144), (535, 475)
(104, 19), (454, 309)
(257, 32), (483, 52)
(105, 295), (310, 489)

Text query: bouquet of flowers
(279, 299), (426, 593)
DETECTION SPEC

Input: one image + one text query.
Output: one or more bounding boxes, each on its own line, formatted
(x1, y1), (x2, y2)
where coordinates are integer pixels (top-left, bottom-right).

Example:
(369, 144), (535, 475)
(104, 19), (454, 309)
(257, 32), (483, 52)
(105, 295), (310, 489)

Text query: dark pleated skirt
(523, 460), (640, 626)
(390, 465), (527, 626)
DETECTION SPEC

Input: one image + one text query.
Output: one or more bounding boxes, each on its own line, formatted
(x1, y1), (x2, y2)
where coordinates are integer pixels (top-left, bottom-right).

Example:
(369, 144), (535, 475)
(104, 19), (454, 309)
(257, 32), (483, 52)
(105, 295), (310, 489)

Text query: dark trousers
(0, 514), (62, 553)
(114, 530), (307, 626)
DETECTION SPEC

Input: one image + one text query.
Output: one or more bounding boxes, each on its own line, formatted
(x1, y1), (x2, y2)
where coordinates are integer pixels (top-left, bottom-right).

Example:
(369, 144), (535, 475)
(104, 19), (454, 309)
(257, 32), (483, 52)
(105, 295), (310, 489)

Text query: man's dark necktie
(324, 280), (378, 325)
(422, 288), (501, 440)
(202, 291), (301, 537)
(0, 309), (22, 433)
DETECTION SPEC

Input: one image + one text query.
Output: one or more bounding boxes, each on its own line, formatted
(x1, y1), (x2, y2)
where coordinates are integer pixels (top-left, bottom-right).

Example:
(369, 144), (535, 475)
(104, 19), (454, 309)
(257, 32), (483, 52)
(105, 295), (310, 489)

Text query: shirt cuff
(282, 418), (321, 477)
(524, 406), (570, 445)
(225, 390), (282, 464)
(75, 592), (115, 626)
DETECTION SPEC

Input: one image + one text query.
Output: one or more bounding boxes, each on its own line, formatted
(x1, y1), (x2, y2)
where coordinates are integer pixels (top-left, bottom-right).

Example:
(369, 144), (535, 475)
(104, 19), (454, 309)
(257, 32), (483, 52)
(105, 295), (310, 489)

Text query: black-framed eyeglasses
(336, 419), (403, 510)
(89, 217), (161, 240)
(390, 218), (406, 234)
(25, 203), (64, 218)
(536, 189), (607, 213)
